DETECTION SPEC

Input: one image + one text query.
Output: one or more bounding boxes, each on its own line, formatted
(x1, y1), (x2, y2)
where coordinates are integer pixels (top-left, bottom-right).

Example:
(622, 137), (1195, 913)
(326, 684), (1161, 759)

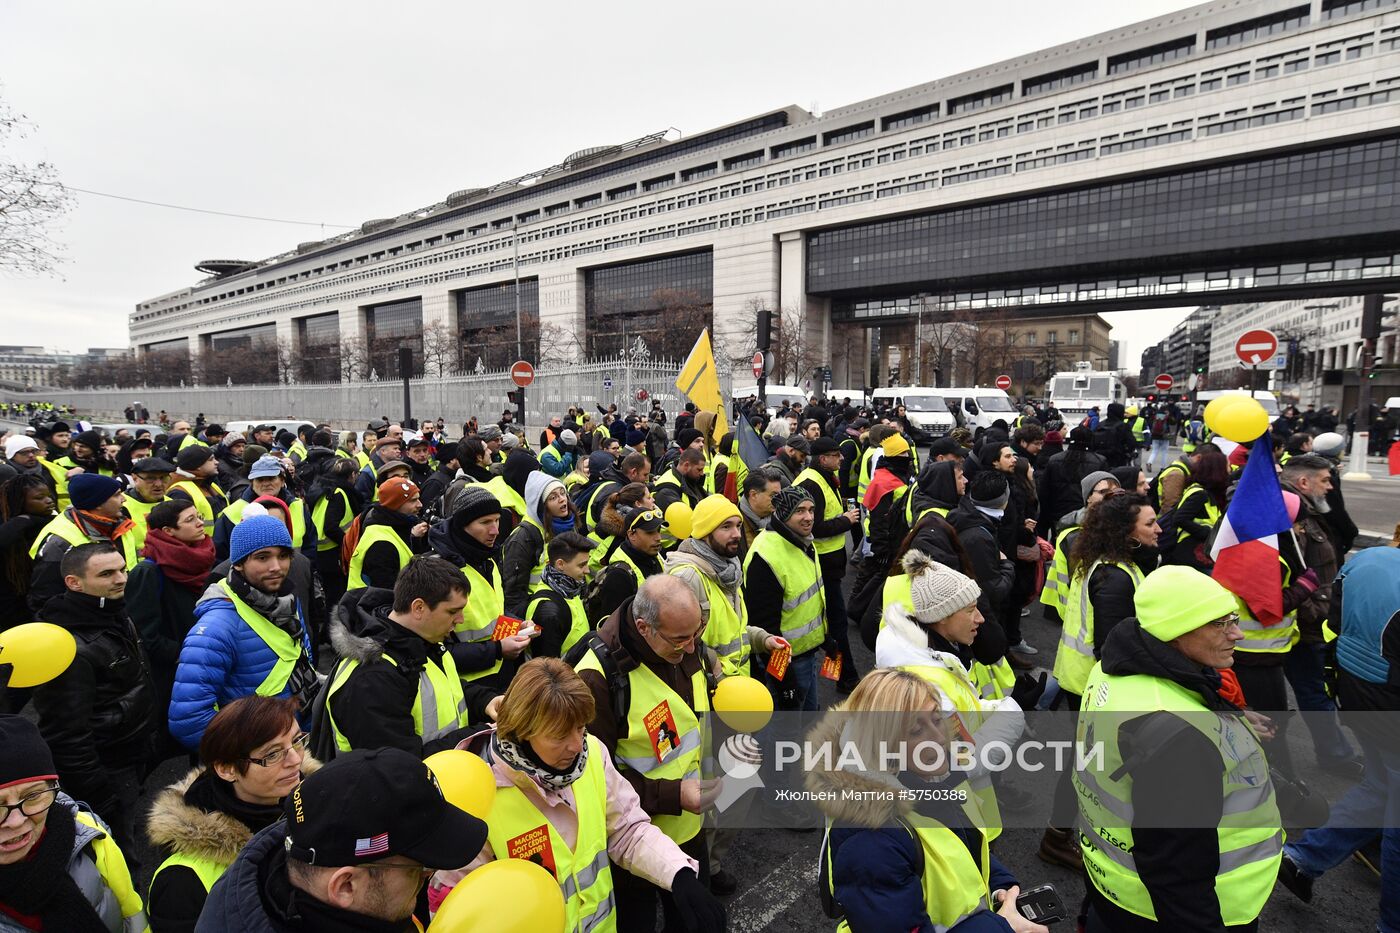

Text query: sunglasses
(627, 509), (664, 531)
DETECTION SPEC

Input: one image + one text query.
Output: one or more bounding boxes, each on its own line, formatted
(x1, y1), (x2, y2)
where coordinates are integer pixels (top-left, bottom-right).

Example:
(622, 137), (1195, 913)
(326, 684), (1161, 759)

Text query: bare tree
(339, 337), (367, 381)
(421, 321), (457, 377)
(737, 298), (826, 387)
(539, 321), (585, 366)
(276, 338), (298, 385)
(0, 93), (74, 276)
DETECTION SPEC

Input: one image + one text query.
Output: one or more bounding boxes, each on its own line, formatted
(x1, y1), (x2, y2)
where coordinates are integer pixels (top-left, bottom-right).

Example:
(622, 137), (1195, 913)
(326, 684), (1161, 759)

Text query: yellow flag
(675, 329), (728, 438)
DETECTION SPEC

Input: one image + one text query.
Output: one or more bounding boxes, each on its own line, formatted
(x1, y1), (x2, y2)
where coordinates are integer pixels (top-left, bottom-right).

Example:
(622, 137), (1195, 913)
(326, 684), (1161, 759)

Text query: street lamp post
(913, 294), (927, 386)
(512, 224), (523, 362)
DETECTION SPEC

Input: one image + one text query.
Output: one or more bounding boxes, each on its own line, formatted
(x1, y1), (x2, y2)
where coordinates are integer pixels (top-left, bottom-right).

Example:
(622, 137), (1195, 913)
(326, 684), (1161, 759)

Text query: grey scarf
(678, 537), (742, 589)
(226, 570), (300, 633)
(491, 731), (589, 793)
(738, 497), (769, 535)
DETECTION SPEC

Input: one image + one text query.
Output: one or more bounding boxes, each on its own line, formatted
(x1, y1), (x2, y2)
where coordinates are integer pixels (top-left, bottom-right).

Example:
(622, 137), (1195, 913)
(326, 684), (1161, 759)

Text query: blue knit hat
(69, 473), (123, 511)
(229, 515), (293, 565)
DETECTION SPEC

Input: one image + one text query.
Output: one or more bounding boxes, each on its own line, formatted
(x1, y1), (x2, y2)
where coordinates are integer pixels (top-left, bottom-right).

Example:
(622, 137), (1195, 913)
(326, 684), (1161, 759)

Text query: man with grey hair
(573, 574), (725, 927)
(1281, 453), (1359, 776)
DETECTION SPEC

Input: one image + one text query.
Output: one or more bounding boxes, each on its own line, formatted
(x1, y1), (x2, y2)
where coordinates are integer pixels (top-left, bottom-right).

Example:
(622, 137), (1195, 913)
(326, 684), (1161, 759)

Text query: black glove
(671, 868), (727, 933)
(821, 636), (841, 659)
(1010, 671), (1048, 711)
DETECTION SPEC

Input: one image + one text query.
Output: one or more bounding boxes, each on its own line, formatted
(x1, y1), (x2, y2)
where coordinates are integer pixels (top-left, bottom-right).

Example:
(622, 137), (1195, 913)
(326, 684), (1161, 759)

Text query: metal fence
(2, 356), (736, 433)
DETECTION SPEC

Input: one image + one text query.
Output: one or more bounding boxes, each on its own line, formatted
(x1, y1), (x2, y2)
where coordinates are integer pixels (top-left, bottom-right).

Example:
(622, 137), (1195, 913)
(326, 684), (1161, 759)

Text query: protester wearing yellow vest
(808, 669), (1046, 933)
(1075, 566), (1283, 932)
(574, 576), (722, 928)
(346, 478), (430, 591)
(202, 746), (487, 933)
(147, 696), (314, 930)
(0, 716), (151, 933)
(168, 445), (229, 538)
(122, 456), (175, 552)
(798, 438), (863, 694)
(502, 472), (575, 616)
(525, 532), (596, 660)
(743, 485), (831, 711)
(652, 449), (707, 552)
(875, 553), (1032, 844)
(168, 516), (320, 751)
(432, 659), (726, 933)
(213, 456), (317, 562)
(27, 473), (140, 615)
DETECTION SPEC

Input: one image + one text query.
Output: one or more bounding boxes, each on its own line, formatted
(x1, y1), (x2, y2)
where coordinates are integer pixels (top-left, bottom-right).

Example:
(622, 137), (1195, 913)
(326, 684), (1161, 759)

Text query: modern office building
(132, 0), (1400, 390)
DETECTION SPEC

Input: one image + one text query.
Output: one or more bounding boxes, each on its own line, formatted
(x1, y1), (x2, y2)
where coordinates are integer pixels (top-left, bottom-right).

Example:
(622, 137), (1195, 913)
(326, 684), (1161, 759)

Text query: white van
(1194, 390), (1280, 417)
(871, 387), (956, 441)
(938, 387), (1017, 437)
(733, 385), (808, 420)
(224, 419), (317, 439)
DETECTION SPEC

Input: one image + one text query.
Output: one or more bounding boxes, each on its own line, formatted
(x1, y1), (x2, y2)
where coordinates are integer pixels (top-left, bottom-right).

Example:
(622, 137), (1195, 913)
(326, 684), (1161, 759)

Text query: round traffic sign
(994, 374), (1012, 391)
(1234, 329), (1278, 367)
(1154, 373), (1174, 392)
(636, 389), (649, 402)
(510, 360), (535, 388)
(751, 351), (765, 380)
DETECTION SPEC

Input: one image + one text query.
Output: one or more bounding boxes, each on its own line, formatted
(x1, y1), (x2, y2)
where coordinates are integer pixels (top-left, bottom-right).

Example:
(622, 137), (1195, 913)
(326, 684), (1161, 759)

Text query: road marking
(728, 848), (817, 932)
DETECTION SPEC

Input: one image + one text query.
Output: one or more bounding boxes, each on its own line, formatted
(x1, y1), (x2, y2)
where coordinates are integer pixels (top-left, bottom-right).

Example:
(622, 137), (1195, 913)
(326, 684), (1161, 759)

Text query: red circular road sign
(1234, 329), (1278, 367)
(994, 374), (1012, 391)
(510, 360), (535, 387)
(1154, 373), (1174, 391)
(636, 389), (649, 402)
(752, 351), (765, 380)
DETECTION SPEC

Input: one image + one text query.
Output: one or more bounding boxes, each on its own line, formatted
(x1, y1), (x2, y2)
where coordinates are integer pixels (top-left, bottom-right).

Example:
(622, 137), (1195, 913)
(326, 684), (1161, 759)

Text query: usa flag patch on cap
(354, 833), (389, 857)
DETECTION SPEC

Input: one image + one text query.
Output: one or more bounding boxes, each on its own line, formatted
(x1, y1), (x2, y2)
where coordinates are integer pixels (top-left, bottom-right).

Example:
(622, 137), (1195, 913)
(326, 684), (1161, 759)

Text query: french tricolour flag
(1210, 430), (1294, 624)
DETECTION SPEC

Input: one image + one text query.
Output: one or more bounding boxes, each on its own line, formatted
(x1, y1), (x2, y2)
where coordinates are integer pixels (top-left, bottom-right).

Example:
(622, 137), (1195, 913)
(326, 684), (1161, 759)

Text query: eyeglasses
(0, 785), (58, 824)
(357, 860), (435, 880)
(243, 733), (311, 768)
(645, 618), (707, 649)
(1208, 613), (1242, 630)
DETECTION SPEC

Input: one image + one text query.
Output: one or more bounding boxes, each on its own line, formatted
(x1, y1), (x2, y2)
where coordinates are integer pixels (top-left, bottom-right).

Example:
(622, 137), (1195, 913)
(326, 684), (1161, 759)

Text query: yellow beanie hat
(690, 494), (741, 539)
(881, 433), (911, 458)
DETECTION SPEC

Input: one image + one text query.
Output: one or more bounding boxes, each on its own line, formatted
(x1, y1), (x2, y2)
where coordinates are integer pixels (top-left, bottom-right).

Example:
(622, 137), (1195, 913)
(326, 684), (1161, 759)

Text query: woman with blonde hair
(808, 668), (1046, 932)
(428, 657), (726, 933)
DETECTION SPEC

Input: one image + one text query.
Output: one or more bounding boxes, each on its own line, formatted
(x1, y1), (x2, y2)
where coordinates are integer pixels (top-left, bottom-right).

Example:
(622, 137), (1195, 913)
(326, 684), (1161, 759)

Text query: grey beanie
(1080, 470), (1119, 503)
(903, 550), (982, 623)
(770, 484), (814, 524)
(479, 425), (503, 442)
(450, 484), (502, 526)
(500, 433), (520, 450)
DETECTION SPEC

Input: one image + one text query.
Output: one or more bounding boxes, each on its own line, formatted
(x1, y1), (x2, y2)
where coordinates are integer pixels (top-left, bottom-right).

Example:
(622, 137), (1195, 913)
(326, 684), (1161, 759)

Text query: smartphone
(1014, 883), (1067, 924)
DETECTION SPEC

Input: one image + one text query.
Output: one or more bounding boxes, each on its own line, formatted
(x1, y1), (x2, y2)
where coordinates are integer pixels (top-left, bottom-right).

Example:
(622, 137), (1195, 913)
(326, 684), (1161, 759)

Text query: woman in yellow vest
(0, 715), (149, 933)
(807, 669), (1048, 933)
(146, 696), (314, 931)
(428, 659), (727, 933)
(875, 552), (1030, 845)
(501, 473), (577, 616)
(1164, 444), (1229, 572)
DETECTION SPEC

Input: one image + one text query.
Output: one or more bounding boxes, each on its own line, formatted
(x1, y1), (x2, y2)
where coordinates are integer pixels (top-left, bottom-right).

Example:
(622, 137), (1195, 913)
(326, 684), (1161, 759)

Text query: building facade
(0, 347), (128, 390)
(132, 0), (1400, 394)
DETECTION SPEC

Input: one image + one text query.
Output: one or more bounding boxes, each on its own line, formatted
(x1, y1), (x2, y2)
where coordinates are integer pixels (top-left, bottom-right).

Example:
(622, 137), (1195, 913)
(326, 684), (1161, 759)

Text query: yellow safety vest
(485, 734), (616, 933)
(150, 851), (226, 905)
(453, 561), (508, 683)
(588, 534), (617, 576)
(608, 547), (651, 589)
(355, 450), (371, 470)
(75, 809), (150, 933)
(1235, 557), (1301, 655)
(215, 579), (309, 698)
(795, 467), (846, 556)
(289, 439), (308, 462)
(1175, 485), (1221, 546)
(653, 469), (699, 549)
(222, 496), (310, 552)
(1039, 525), (1077, 615)
(311, 489), (353, 553)
(573, 649), (709, 843)
(484, 475), (528, 524)
(326, 648), (465, 752)
(899, 662), (1003, 842)
(170, 480), (226, 536)
(179, 434), (207, 452)
(1153, 460), (1189, 506)
(346, 525), (414, 590)
(525, 584), (590, 658)
(28, 513), (139, 569)
(37, 458), (71, 510)
(1054, 560), (1144, 696)
(743, 530), (827, 656)
(1075, 664), (1283, 925)
(122, 493), (169, 552)
(670, 563), (749, 678)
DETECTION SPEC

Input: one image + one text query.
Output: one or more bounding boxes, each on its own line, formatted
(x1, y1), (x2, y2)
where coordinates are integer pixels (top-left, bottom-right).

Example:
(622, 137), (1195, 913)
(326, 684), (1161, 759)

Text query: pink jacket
(428, 734), (697, 912)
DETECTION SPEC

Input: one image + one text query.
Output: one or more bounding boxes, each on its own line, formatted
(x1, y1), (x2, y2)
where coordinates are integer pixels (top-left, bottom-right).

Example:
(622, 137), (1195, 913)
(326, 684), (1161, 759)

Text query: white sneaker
(1010, 640), (1038, 656)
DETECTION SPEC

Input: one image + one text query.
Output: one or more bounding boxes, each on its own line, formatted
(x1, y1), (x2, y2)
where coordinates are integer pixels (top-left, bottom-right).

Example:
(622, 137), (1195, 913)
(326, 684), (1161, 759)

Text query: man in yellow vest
(123, 456), (175, 551)
(28, 472), (138, 613)
(743, 485), (832, 711)
(1075, 565), (1283, 932)
(168, 445), (229, 539)
(214, 456), (317, 562)
(345, 478), (430, 591)
(168, 516), (320, 750)
(203, 746), (488, 931)
(797, 436), (862, 694)
(323, 556), (479, 756)
(574, 575), (722, 927)
(592, 505), (666, 621)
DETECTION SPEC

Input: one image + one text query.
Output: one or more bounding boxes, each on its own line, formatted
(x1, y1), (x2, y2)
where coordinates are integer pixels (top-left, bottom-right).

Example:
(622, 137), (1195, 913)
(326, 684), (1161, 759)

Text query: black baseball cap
(132, 457), (176, 474)
(283, 748), (487, 869)
(176, 446), (215, 471)
(622, 506), (665, 533)
(929, 437), (971, 459)
(407, 437), (432, 450)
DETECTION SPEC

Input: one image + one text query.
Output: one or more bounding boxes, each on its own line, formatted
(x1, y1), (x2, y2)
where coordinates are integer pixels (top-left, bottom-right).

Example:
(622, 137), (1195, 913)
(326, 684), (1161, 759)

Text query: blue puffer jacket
(168, 581), (313, 750)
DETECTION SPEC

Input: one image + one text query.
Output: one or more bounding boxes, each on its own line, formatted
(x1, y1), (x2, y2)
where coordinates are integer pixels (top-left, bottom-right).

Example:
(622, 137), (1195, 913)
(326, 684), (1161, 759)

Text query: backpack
(1150, 414), (1169, 439)
(583, 562), (636, 627)
(338, 513), (365, 574)
(562, 631), (719, 732)
(439, 475), (477, 518)
(1091, 423), (1118, 457)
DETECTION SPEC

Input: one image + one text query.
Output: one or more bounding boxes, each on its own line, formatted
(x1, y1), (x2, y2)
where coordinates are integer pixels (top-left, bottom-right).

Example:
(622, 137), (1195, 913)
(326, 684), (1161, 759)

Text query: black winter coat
(356, 505), (429, 590)
(947, 499), (1016, 620)
(1037, 449), (1107, 533)
(31, 591), (158, 815)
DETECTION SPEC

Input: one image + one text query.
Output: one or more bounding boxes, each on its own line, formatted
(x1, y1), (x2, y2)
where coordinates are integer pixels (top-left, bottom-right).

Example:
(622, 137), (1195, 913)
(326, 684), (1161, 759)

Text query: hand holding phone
(995, 884), (1062, 929)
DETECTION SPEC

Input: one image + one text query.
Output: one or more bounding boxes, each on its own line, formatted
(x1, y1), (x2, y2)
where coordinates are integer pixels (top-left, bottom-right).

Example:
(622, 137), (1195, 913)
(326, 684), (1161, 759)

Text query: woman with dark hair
(1036, 425), (1107, 534)
(115, 437), (155, 478)
(590, 481), (656, 572)
(146, 696), (313, 932)
(1041, 489), (1160, 869)
(0, 475), (55, 626)
(1167, 444), (1230, 570)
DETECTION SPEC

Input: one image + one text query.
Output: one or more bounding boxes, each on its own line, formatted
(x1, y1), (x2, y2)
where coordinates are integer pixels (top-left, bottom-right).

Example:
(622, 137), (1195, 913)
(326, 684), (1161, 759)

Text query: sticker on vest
(644, 700), (681, 764)
(1092, 681), (1110, 709)
(766, 645), (792, 681)
(492, 616), (523, 640)
(505, 825), (557, 879)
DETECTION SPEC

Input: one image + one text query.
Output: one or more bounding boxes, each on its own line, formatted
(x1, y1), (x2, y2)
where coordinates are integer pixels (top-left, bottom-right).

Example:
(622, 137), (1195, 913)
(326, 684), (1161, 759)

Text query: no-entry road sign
(1154, 373), (1174, 392)
(994, 374), (1012, 391)
(510, 360), (535, 387)
(752, 351), (765, 380)
(1235, 330), (1278, 367)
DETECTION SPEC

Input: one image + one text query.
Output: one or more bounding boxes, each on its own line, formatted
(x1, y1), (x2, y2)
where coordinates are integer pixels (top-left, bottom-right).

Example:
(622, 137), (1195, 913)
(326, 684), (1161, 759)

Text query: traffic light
(1194, 365), (1205, 374)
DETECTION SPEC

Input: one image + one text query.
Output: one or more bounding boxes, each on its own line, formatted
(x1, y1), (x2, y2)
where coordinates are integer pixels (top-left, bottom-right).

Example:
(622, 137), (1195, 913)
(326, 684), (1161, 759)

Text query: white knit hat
(902, 550), (982, 623)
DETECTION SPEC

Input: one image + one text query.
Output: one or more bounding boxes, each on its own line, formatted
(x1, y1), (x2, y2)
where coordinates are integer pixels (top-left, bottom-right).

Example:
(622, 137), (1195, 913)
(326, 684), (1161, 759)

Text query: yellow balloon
(0, 623), (77, 688)
(712, 675), (774, 733)
(664, 502), (692, 541)
(1211, 397), (1270, 443)
(1202, 394), (1251, 435)
(423, 750), (496, 822)
(431, 857), (566, 932)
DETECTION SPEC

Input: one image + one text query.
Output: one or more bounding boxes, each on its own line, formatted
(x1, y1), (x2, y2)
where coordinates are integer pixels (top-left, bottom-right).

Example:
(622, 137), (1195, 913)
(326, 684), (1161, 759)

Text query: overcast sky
(0, 0), (1193, 369)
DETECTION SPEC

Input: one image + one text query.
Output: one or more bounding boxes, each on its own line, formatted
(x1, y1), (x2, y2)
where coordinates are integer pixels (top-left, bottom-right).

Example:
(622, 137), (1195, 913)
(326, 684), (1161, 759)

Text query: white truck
(1046, 362), (1127, 426)
(939, 386), (1017, 437)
